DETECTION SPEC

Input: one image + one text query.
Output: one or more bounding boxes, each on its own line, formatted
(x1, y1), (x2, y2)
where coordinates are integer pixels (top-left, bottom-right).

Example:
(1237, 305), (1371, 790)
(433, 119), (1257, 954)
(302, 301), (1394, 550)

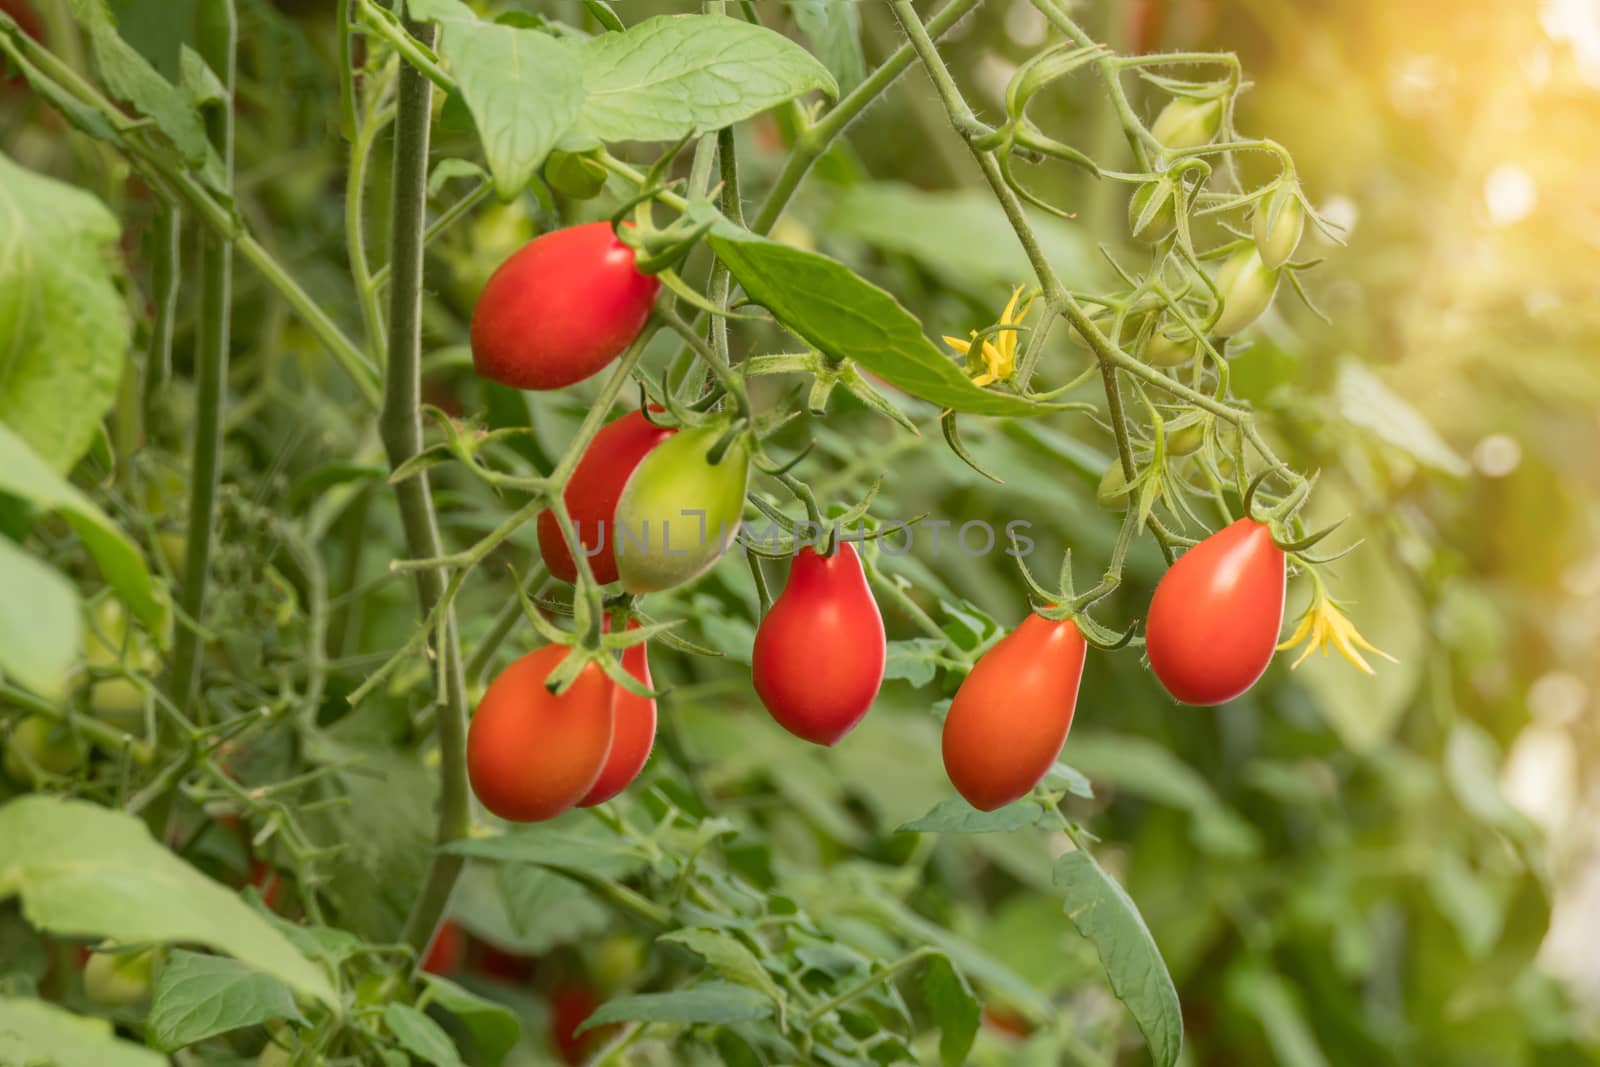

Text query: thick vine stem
(375, 18), (472, 960)
(168, 1), (237, 719)
(140, 205), (181, 428)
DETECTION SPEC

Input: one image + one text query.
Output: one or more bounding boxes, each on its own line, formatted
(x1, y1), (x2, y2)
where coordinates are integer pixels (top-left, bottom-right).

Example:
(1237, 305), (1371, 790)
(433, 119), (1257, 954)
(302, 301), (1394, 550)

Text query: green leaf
(709, 229), (1056, 417)
(827, 182), (1105, 297)
(788, 0), (864, 93)
(436, 21), (584, 199)
(1335, 360), (1469, 476)
(883, 638), (943, 687)
(1054, 849), (1182, 1067)
(575, 15), (836, 143)
(660, 929), (786, 1011)
(0, 537), (79, 700)
(493, 864), (608, 953)
(422, 975), (521, 1067)
(0, 152), (132, 475)
(83, 14), (209, 164)
(443, 824), (648, 880)
(385, 1002), (466, 1067)
(0, 796), (336, 1008)
(1224, 968), (1329, 1067)
(148, 950), (307, 1052)
(919, 955), (979, 1067)
(576, 981), (773, 1035)
(898, 797), (1047, 834)
(0, 422), (162, 631)
(1043, 762), (1095, 800)
(0, 995), (167, 1067)
(406, 0), (477, 20)
(252, 907), (365, 967)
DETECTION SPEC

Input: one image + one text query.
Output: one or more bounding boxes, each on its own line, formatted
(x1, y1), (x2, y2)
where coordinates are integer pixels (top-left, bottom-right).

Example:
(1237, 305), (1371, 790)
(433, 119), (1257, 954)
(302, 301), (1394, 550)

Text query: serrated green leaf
(148, 951), (307, 1052)
(85, 16), (208, 164)
(385, 1002), (465, 1067)
(883, 638), (943, 687)
(575, 15), (835, 144)
(435, 21), (583, 198)
(576, 981), (772, 1035)
(0, 152), (132, 475)
(711, 229), (1056, 417)
(660, 929), (786, 1010)
(422, 975), (520, 1067)
(443, 824), (648, 880)
(1054, 849), (1182, 1067)
(493, 864), (608, 953)
(0, 995), (166, 1067)
(898, 797), (1047, 834)
(0, 796), (335, 1008)
(920, 955), (979, 1067)
(788, 0), (864, 93)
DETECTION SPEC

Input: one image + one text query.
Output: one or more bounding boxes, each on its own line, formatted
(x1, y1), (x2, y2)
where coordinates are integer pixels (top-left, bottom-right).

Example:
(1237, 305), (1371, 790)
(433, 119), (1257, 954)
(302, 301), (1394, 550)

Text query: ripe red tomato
(537, 410), (676, 585)
(249, 860), (283, 912)
(467, 645), (615, 822)
(1145, 517), (1285, 705)
(421, 920), (466, 976)
(550, 983), (610, 1064)
(579, 626), (655, 807)
(942, 614), (1086, 811)
(470, 222), (659, 391)
(751, 542), (885, 746)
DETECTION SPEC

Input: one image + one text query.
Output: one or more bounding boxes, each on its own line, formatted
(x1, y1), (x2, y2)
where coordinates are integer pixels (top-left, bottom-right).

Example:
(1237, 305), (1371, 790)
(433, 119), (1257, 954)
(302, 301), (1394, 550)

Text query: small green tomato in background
(1151, 96), (1222, 151)
(1128, 181), (1176, 244)
(1140, 319), (1198, 367)
(84, 946), (159, 1007)
(82, 597), (159, 728)
(1096, 461), (1136, 512)
(1253, 183), (1305, 270)
(544, 149), (609, 200)
(1166, 421), (1207, 457)
(614, 426), (751, 593)
(3, 715), (84, 786)
(1211, 246), (1280, 337)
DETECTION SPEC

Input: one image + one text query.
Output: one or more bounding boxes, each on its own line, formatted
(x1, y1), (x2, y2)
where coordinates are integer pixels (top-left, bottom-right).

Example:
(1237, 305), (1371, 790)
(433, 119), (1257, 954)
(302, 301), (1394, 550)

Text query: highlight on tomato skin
(941, 613), (1087, 812)
(469, 221), (659, 391)
(536, 410), (677, 586)
(579, 625), (656, 807)
(751, 541), (886, 747)
(466, 645), (615, 822)
(1144, 517), (1286, 706)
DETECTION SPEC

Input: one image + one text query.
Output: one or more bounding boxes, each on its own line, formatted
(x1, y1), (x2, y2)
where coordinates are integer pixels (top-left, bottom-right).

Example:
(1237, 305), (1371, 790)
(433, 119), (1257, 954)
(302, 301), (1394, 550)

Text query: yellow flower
(943, 285), (1037, 388)
(1277, 592), (1397, 675)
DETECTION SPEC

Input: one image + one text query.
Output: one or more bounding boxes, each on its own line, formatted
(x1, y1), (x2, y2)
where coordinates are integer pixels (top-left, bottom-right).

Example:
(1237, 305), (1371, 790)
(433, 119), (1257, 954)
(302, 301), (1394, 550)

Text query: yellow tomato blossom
(943, 285), (1037, 387)
(1277, 590), (1396, 675)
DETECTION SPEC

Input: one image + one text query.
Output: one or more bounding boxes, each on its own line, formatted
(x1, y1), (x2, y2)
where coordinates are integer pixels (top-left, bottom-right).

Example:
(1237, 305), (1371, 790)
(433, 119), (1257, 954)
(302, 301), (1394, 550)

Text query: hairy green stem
(168, 1), (237, 719)
(375, 18), (471, 960)
(139, 205), (181, 431)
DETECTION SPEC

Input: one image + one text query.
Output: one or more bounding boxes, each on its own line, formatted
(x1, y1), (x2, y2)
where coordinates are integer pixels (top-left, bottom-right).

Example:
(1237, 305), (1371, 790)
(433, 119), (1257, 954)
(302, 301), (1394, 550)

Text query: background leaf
(0, 995), (167, 1067)
(148, 950), (307, 1051)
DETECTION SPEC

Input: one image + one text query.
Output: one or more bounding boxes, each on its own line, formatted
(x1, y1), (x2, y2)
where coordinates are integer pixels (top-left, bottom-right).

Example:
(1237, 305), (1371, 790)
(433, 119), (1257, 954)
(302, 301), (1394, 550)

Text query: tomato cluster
(465, 225), (1291, 823)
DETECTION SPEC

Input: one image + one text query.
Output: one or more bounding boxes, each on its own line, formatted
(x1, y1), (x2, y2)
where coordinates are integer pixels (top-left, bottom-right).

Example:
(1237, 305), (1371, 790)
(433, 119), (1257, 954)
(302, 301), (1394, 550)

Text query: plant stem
(376, 17), (471, 960)
(139, 205), (181, 431)
(806, 946), (938, 1023)
(168, 0), (237, 719)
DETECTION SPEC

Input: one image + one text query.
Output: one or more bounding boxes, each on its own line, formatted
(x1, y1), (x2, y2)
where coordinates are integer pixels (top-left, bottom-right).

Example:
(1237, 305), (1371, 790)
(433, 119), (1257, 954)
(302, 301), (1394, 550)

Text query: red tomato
(579, 626), (655, 807)
(421, 921), (466, 976)
(537, 410), (676, 585)
(474, 943), (535, 983)
(751, 542), (885, 746)
(470, 222), (659, 391)
(467, 645), (615, 822)
(942, 614), (1086, 811)
(550, 983), (609, 1064)
(249, 860), (283, 912)
(982, 1004), (1035, 1039)
(1145, 517), (1285, 705)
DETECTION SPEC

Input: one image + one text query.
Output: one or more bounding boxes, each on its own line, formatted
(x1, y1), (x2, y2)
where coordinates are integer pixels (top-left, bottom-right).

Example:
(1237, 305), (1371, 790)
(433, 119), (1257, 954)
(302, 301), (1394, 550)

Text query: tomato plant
(752, 541), (886, 746)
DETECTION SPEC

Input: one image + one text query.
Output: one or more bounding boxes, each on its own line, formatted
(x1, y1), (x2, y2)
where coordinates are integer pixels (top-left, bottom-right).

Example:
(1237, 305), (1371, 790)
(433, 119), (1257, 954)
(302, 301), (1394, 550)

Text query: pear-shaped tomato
(613, 426), (750, 593)
(751, 542), (885, 746)
(1211, 246), (1280, 337)
(470, 222), (659, 391)
(3, 714), (84, 786)
(537, 411), (676, 586)
(1145, 517), (1285, 705)
(1253, 184), (1305, 270)
(1151, 96), (1222, 150)
(942, 614), (1086, 811)
(579, 625), (655, 806)
(467, 645), (614, 822)
(83, 947), (159, 1007)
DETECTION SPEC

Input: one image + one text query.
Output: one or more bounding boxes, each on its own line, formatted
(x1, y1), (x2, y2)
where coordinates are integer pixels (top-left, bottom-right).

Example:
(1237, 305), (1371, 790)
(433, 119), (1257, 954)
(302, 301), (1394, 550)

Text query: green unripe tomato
(1151, 96), (1222, 151)
(1211, 246), (1280, 337)
(613, 426), (750, 593)
(1166, 421), (1206, 457)
(1128, 181), (1176, 244)
(1096, 461), (1135, 512)
(3, 715), (84, 786)
(544, 149), (609, 200)
(1140, 320), (1196, 367)
(82, 598), (158, 726)
(257, 1042), (294, 1067)
(83, 947), (157, 1007)
(1252, 184), (1305, 270)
